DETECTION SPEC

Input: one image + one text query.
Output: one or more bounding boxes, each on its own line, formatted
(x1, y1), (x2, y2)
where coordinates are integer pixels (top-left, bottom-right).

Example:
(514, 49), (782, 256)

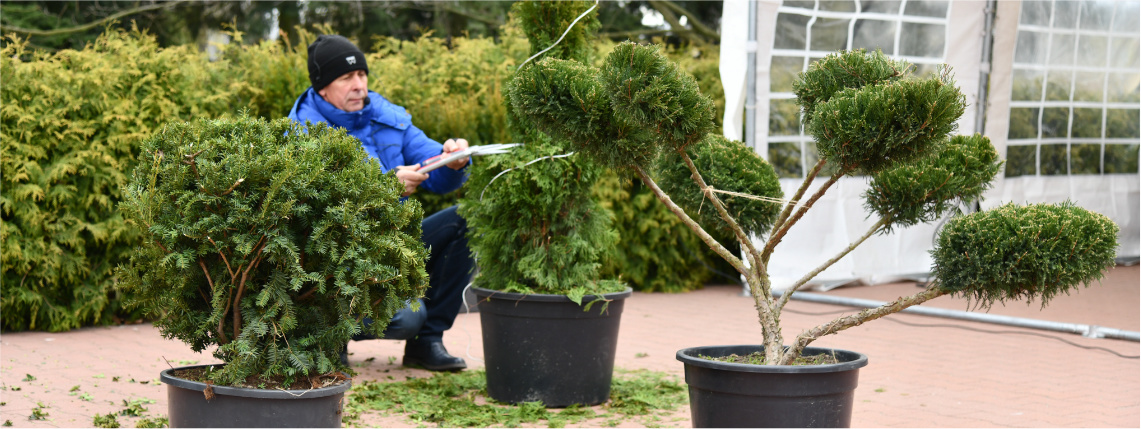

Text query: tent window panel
(1072, 72), (1105, 103)
(1104, 144), (1140, 173)
(852, 19), (896, 52)
(1080, 1), (1115, 30)
(1011, 69), (1045, 101)
(1106, 109), (1141, 138)
(860, 0), (902, 14)
(810, 18), (851, 52)
(769, 99), (802, 136)
(1005, 145), (1038, 177)
(770, 56), (804, 92)
(902, 0), (949, 18)
(1109, 38), (1140, 69)
(913, 63), (940, 78)
(1045, 71), (1072, 101)
(1049, 34), (1076, 66)
(900, 23), (945, 58)
(1106, 72), (1140, 103)
(1009, 107), (1041, 139)
(1113, 1), (1141, 32)
(821, 0), (857, 13)
(1071, 108), (1104, 138)
(1070, 144), (1103, 174)
(1019, 0), (1052, 26)
(1053, 0), (1081, 29)
(775, 13), (810, 50)
(1076, 35), (1108, 68)
(1014, 31), (1048, 64)
(769, 143), (803, 178)
(1042, 107), (1070, 138)
(1041, 144), (1069, 175)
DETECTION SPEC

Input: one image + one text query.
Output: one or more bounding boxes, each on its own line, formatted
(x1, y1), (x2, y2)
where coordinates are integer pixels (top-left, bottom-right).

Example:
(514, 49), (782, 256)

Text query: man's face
(318, 69), (368, 112)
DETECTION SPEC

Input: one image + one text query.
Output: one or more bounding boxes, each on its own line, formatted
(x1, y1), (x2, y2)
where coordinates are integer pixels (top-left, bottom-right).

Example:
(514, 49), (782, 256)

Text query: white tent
(719, 0), (1140, 290)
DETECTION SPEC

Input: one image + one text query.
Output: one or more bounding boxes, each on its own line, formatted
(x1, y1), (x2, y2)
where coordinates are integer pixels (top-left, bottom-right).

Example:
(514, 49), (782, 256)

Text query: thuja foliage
(512, 46), (1119, 365)
(459, 0), (624, 299)
(1, 29), (238, 332)
(657, 134), (783, 237)
(116, 116), (428, 385)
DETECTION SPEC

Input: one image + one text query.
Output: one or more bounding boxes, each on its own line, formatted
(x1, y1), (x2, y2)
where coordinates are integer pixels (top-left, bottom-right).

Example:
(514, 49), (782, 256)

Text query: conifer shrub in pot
(509, 46), (1120, 427)
(116, 115), (428, 427)
(457, 1), (629, 408)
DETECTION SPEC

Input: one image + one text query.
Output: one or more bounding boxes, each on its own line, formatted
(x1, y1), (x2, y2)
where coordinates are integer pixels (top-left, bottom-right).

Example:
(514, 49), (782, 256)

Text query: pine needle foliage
(459, 1), (624, 300)
(793, 48), (910, 125)
(932, 203), (1118, 308)
(657, 134), (783, 237)
(116, 115), (427, 386)
(865, 133), (1003, 233)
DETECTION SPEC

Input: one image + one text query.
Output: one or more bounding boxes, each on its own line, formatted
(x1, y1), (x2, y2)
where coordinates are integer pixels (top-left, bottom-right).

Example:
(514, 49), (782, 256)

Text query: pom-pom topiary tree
(508, 45), (1119, 366)
(117, 115), (428, 386)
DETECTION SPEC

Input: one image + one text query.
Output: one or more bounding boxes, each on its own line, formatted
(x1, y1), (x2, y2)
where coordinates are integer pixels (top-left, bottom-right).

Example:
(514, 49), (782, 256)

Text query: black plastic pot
(676, 345), (868, 428)
(160, 365), (351, 428)
(472, 287), (632, 407)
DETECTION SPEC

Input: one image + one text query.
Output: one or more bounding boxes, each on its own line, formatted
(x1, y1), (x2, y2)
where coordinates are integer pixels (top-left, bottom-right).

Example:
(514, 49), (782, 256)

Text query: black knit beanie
(307, 35), (368, 91)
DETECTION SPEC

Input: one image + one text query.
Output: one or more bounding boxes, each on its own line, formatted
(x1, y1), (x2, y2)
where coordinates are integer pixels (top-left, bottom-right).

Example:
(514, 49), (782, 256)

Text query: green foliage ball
(793, 49), (910, 125)
(932, 202), (1118, 308)
(866, 134), (1003, 232)
(601, 41), (716, 155)
(656, 134), (783, 236)
(807, 70), (966, 174)
(117, 116), (428, 385)
(513, 0), (600, 65)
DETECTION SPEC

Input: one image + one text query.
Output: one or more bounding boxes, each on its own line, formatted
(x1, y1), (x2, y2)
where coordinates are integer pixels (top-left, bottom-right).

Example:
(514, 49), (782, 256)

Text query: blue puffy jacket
(288, 88), (467, 195)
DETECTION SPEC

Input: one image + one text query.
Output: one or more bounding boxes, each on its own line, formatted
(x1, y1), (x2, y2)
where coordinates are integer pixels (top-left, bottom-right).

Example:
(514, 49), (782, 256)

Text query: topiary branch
(232, 234), (267, 342)
(782, 284), (948, 364)
(776, 217), (889, 312)
(677, 149), (763, 276)
(206, 236), (236, 280)
(632, 165), (745, 275)
(771, 159), (826, 235)
(762, 168), (848, 264)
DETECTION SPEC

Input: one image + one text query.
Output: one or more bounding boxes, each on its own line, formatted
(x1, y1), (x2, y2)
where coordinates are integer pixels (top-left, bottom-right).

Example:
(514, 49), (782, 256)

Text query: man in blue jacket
(289, 34), (473, 371)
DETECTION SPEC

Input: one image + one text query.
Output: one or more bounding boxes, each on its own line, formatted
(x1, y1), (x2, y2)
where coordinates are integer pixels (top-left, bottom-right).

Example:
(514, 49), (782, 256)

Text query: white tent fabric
(719, 0), (1140, 291)
(719, 0), (749, 141)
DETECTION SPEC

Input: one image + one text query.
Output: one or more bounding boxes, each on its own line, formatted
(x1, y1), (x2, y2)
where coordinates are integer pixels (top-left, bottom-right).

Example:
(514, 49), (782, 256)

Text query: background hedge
(1, 25), (726, 332)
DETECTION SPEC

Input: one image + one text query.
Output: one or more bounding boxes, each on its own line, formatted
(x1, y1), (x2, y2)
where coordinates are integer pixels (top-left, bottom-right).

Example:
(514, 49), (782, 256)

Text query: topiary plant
(116, 115), (428, 386)
(458, 0), (623, 300)
(508, 45), (1120, 365)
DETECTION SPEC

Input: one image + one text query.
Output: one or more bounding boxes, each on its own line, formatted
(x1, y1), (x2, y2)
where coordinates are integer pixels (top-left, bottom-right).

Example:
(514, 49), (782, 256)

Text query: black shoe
(403, 338), (467, 371)
(340, 344), (349, 366)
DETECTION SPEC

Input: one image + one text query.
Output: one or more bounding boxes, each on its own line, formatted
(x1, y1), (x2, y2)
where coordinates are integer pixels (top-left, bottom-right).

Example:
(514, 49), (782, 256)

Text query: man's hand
(394, 164), (428, 196)
(442, 138), (470, 170)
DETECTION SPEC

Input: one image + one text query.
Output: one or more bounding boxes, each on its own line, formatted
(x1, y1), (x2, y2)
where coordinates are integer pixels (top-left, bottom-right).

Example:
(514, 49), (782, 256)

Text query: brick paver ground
(2, 265), (1137, 427)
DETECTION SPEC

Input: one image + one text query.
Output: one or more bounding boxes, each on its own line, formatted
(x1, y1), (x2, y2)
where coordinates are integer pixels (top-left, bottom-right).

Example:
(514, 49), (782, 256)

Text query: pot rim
(160, 364), (352, 399)
(676, 344), (869, 374)
(470, 286), (633, 302)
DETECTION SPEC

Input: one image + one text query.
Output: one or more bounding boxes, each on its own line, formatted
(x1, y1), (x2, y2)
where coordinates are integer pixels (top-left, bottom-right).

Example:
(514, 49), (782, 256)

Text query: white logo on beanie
(346, 56), (356, 65)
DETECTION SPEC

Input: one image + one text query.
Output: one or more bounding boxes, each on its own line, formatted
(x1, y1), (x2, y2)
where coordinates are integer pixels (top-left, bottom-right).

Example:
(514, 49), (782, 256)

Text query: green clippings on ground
(22, 374), (35, 382)
(94, 373), (106, 379)
(93, 413), (121, 428)
(119, 399), (152, 417)
(70, 385), (81, 392)
(29, 403), (49, 420)
(344, 369), (687, 427)
(3, 420), (11, 426)
(80, 393), (94, 401)
(9, 387), (20, 391)
(113, 376), (121, 382)
(134, 416), (169, 428)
